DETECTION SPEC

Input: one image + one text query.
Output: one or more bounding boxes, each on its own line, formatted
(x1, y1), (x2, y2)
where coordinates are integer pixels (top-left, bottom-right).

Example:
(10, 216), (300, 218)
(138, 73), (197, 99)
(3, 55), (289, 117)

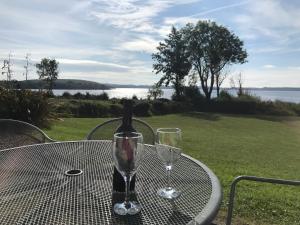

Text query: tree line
(152, 20), (248, 100)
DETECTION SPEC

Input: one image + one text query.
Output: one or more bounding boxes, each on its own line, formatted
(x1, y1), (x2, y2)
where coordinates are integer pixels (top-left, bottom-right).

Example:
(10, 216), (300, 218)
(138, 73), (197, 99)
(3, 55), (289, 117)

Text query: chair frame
(226, 175), (300, 225)
(0, 119), (55, 144)
(86, 117), (155, 144)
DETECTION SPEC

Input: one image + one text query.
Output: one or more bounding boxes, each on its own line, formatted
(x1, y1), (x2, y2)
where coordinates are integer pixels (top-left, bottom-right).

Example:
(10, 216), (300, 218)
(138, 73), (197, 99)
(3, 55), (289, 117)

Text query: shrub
(218, 90), (233, 101)
(73, 92), (84, 99)
(0, 88), (51, 126)
(151, 100), (170, 115)
(73, 102), (109, 117)
(182, 86), (202, 101)
(85, 92), (91, 99)
(109, 104), (123, 117)
(207, 99), (257, 114)
(62, 91), (71, 98)
(95, 92), (109, 100)
(133, 101), (151, 117)
(237, 92), (261, 102)
(151, 99), (193, 115)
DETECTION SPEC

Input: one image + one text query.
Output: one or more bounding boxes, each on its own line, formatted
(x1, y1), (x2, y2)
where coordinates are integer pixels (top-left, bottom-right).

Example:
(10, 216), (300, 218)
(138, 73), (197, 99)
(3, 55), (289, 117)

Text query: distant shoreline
(3, 79), (300, 91)
(48, 87), (300, 91)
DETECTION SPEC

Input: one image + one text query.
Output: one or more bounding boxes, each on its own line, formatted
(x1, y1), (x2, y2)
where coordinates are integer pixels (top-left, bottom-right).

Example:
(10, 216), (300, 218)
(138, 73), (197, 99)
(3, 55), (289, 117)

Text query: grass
(44, 113), (300, 225)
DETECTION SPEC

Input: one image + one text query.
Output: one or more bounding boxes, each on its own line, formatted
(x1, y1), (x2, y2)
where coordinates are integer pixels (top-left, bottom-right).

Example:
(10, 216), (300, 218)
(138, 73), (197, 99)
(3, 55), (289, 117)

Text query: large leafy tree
(184, 21), (247, 99)
(152, 27), (192, 100)
(36, 58), (59, 94)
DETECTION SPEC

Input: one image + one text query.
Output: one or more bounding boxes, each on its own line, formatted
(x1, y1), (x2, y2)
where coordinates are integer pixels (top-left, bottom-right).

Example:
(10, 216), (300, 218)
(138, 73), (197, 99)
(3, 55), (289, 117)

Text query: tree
(147, 84), (163, 100)
(152, 26), (192, 100)
(23, 53), (31, 81)
(184, 21), (247, 99)
(230, 72), (245, 97)
(1, 53), (13, 89)
(215, 66), (230, 98)
(36, 58), (59, 94)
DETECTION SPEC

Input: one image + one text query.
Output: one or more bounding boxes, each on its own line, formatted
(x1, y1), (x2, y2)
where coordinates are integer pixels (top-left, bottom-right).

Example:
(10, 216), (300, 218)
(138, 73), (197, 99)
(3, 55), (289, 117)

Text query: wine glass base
(114, 201), (141, 215)
(157, 187), (181, 200)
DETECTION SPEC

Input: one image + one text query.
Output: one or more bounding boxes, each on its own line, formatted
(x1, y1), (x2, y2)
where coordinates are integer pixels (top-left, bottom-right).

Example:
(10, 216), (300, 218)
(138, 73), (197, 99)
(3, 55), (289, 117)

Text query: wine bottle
(113, 99), (136, 192)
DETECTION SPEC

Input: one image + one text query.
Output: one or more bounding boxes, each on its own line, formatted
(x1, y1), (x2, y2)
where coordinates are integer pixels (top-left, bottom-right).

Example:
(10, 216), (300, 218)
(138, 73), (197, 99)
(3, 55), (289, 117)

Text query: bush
(207, 99), (257, 114)
(151, 99), (193, 115)
(73, 102), (109, 117)
(60, 91), (109, 101)
(151, 100), (170, 115)
(218, 90), (233, 101)
(52, 99), (125, 118)
(73, 92), (84, 99)
(109, 104), (123, 117)
(133, 101), (151, 117)
(62, 91), (71, 98)
(95, 92), (109, 100)
(0, 88), (51, 126)
(182, 86), (202, 101)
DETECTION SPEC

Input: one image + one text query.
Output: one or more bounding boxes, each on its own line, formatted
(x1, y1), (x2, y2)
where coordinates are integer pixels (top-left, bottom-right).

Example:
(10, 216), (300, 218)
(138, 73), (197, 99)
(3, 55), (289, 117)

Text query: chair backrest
(0, 119), (54, 150)
(86, 117), (155, 145)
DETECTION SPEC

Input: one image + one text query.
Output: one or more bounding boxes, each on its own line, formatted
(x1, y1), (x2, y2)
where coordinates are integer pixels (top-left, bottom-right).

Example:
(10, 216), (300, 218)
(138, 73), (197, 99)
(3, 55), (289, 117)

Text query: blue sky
(1, 0), (300, 87)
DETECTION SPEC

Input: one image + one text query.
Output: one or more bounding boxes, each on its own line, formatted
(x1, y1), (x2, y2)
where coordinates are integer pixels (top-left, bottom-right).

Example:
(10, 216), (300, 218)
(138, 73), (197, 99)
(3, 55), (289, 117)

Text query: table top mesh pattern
(0, 141), (215, 225)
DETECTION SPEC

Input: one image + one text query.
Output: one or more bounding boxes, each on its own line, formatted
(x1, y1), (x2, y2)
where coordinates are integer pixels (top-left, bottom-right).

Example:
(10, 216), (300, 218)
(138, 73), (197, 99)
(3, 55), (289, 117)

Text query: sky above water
(1, 0), (300, 87)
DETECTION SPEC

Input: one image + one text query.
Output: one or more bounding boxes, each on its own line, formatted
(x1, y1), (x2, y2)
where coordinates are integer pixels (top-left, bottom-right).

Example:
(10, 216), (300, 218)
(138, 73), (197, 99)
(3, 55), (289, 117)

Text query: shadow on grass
(181, 111), (300, 123)
(181, 112), (221, 121)
(228, 114), (300, 123)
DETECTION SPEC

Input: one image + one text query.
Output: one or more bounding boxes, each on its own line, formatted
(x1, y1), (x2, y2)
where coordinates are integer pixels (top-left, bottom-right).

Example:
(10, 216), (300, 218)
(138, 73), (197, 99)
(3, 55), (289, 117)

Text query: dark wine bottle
(113, 99), (136, 192)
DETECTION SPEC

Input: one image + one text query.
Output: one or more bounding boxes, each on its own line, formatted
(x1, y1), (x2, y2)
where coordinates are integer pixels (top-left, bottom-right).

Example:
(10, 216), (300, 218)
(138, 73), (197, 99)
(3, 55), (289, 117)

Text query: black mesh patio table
(0, 141), (222, 225)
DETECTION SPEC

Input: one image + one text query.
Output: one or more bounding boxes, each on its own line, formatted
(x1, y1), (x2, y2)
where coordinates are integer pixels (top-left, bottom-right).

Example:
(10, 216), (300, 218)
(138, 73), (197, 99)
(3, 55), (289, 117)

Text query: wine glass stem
(166, 165), (172, 189)
(124, 175), (131, 207)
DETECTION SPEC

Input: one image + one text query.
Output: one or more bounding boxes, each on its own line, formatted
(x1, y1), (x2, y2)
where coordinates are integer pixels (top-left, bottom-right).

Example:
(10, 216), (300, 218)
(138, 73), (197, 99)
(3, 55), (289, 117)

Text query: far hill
(13, 79), (111, 90)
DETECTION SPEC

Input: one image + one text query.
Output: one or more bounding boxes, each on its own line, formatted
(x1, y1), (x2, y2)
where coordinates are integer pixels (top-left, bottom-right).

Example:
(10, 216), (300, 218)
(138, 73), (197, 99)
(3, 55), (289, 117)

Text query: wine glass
(156, 128), (182, 200)
(112, 132), (144, 215)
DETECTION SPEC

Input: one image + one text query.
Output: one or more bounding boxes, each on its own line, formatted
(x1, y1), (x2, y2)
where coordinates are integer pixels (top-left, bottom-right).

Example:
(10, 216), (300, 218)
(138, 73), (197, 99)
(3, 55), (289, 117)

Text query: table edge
(182, 153), (222, 225)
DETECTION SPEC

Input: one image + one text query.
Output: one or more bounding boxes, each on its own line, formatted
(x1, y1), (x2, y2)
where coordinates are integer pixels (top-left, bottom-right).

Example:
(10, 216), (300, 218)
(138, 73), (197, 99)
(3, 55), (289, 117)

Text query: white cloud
(117, 36), (158, 53)
(191, 1), (250, 17)
(288, 66), (300, 70)
(62, 70), (154, 85)
(57, 59), (130, 69)
(234, 0), (300, 40)
(263, 64), (276, 69)
(164, 17), (199, 26)
(88, 0), (200, 34)
(89, 1), (170, 31)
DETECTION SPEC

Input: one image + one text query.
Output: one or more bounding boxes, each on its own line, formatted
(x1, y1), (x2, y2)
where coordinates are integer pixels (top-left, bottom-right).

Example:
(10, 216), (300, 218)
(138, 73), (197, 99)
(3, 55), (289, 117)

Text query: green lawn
(44, 113), (300, 225)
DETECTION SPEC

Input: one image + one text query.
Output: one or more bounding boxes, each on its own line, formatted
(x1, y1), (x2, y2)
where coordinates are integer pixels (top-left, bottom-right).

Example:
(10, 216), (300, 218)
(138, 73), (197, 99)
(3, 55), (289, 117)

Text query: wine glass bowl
(156, 143), (181, 167)
(112, 132), (144, 215)
(156, 128), (182, 200)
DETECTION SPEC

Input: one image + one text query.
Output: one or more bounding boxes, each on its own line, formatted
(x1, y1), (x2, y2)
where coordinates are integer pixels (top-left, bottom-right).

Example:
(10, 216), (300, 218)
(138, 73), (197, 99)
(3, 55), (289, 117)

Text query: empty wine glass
(112, 132), (144, 215)
(156, 128), (182, 200)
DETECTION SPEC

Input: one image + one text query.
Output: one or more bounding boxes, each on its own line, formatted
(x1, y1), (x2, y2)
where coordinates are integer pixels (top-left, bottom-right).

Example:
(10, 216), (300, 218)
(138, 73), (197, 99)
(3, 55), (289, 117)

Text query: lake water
(52, 88), (300, 103)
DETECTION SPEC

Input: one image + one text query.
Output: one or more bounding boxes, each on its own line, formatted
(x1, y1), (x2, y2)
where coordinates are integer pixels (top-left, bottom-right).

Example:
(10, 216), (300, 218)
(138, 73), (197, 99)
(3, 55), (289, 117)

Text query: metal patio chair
(86, 117), (155, 145)
(0, 119), (55, 150)
(224, 175), (300, 225)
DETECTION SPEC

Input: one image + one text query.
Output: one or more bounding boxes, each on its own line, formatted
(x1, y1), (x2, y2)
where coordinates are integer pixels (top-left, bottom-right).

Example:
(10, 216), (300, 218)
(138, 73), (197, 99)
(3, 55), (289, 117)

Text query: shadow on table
(111, 192), (143, 225)
(111, 192), (193, 225)
(167, 209), (193, 224)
